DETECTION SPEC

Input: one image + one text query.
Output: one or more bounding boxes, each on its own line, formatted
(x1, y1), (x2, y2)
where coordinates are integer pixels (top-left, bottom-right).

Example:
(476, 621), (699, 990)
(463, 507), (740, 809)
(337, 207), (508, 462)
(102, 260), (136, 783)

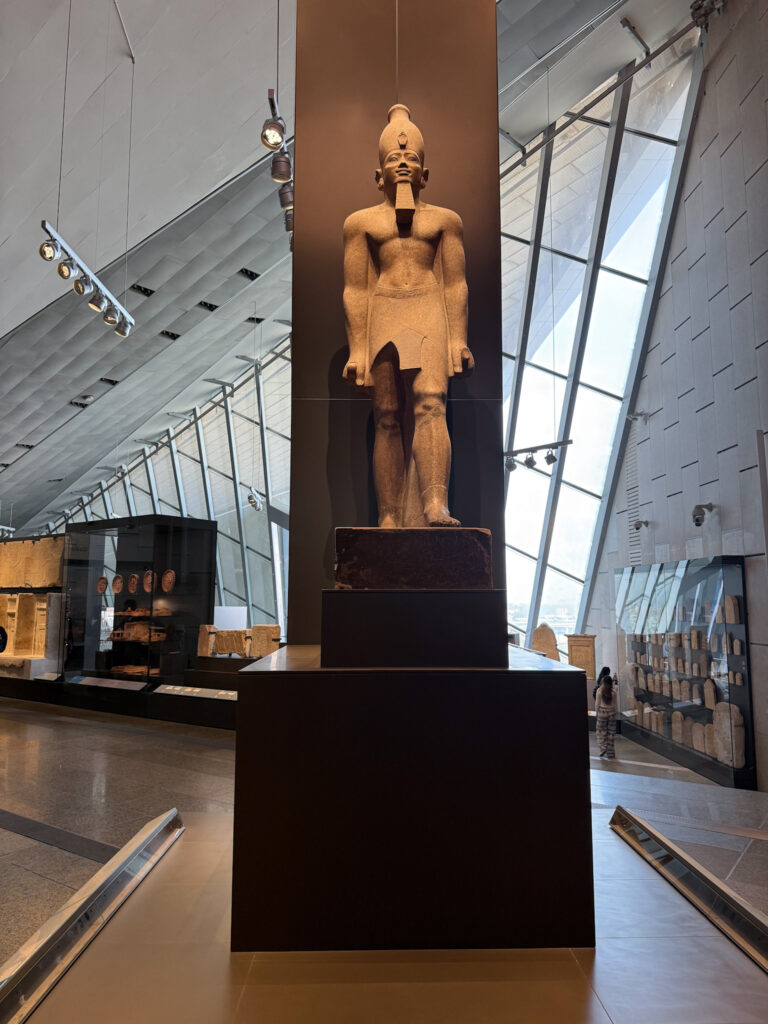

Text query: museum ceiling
(0, 0), (691, 533)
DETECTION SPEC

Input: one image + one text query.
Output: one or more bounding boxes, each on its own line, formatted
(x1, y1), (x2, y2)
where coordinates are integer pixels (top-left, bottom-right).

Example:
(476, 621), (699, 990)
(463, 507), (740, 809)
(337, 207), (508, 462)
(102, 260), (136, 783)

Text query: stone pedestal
(334, 527), (493, 590)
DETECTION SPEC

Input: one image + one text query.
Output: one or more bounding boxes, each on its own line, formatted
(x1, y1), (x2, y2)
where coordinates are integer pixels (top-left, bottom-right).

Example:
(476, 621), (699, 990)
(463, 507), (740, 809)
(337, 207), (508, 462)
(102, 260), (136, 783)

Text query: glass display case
(614, 556), (756, 789)
(63, 516), (216, 688)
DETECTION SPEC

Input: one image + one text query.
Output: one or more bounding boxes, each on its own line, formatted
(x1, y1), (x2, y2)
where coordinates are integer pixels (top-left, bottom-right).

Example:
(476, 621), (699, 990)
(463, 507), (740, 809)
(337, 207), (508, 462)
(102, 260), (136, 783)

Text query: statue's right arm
(342, 213), (369, 387)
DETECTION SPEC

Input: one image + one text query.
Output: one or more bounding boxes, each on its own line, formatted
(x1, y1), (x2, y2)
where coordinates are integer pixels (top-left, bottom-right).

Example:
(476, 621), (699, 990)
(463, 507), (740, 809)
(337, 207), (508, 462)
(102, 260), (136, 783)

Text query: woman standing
(595, 670), (617, 759)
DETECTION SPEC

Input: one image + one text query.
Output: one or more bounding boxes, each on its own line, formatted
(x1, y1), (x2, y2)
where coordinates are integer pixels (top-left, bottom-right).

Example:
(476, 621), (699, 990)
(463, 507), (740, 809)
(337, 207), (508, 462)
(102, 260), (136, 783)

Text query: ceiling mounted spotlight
(114, 317), (132, 338)
(57, 257), (76, 280)
(261, 88), (286, 150)
(544, 449), (557, 465)
(524, 453), (536, 469)
(278, 181), (294, 210)
(103, 304), (119, 327)
(73, 274), (94, 297)
(505, 456), (517, 472)
(247, 486), (264, 512)
(271, 148), (292, 183)
(39, 237), (61, 261)
(284, 209), (294, 233)
(88, 291), (108, 313)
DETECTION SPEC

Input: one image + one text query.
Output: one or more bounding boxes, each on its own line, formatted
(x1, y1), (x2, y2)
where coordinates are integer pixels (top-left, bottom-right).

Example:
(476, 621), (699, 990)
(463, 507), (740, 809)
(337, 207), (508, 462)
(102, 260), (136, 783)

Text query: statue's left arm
(441, 212), (473, 377)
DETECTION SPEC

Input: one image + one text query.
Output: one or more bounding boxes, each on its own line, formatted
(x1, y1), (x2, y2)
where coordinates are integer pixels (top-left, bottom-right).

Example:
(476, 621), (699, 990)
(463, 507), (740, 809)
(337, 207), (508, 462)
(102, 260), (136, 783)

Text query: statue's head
(375, 104), (428, 194)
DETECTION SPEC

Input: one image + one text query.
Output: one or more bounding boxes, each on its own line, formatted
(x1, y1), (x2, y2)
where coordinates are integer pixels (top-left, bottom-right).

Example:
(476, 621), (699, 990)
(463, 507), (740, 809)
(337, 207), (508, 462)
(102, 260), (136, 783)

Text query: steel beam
(167, 426), (187, 516)
(222, 386), (254, 628)
(526, 68), (633, 645)
(194, 406), (225, 606)
(143, 449), (160, 514)
(121, 464), (137, 517)
(504, 124), (554, 502)
(254, 362), (282, 628)
(575, 47), (706, 631)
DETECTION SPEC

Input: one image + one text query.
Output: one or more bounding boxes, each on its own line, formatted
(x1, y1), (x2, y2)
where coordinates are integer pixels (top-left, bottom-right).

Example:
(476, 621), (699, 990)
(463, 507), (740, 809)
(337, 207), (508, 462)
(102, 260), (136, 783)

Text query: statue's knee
(414, 390), (446, 421)
(375, 409), (401, 433)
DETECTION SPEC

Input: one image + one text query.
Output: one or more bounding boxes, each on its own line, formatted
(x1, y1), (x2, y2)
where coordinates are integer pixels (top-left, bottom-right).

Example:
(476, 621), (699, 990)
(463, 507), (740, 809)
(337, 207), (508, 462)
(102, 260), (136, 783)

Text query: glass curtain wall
(46, 341), (291, 634)
(502, 32), (699, 654)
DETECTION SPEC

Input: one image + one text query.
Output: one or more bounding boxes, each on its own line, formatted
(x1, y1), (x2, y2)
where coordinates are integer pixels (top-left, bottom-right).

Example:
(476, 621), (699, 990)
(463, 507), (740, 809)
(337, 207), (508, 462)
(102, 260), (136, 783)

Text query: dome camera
(691, 502), (714, 527)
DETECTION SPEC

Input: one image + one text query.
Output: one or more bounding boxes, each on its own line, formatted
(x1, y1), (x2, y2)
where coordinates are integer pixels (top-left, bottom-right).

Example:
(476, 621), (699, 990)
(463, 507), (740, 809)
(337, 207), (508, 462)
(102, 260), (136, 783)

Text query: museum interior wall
(582, 0), (768, 789)
(1, 0), (296, 337)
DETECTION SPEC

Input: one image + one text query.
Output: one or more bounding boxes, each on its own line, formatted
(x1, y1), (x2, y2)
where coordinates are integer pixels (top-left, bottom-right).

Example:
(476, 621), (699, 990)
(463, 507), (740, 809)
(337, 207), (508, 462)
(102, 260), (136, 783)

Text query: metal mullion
(194, 405), (225, 606)
(121, 464), (137, 516)
(524, 359), (623, 402)
(599, 263), (648, 286)
(222, 386), (254, 628)
(100, 482), (114, 519)
(143, 449), (160, 514)
(81, 499), (93, 522)
(545, 562), (585, 586)
(576, 45), (706, 632)
(526, 69), (633, 645)
(505, 542), (538, 561)
(167, 427), (187, 516)
(254, 363), (282, 627)
(504, 123), (554, 502)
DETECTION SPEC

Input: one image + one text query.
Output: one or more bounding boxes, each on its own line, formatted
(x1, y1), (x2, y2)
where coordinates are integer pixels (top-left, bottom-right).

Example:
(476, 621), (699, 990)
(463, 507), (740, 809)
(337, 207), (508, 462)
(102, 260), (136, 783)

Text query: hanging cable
(123, 60), (135, 308)
(546, 70), (557, 447)
(276, 0), (280, 103)
(56, 0), (73, 231)
(395, 0), (399, 102)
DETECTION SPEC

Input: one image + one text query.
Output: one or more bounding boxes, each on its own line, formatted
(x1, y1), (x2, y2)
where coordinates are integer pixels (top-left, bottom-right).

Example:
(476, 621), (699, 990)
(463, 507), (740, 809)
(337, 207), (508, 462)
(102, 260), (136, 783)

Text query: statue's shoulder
(343, 205), (382, 236)
(422, 203), (463, 232)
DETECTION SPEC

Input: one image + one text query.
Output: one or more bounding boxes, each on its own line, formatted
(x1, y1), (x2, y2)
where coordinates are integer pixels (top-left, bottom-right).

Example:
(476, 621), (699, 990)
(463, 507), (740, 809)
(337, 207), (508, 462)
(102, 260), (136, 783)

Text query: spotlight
(261, 115), (286, 150)
(103, 304), (119, 326)
(271, 149), (292, 183)
(39, 238), (61, 261)
(57, 257), (76, 280)
(284, 209), (294, 233)
(247, 486), (264, 512)
(505, 456), (517, 472)
(114, 317), (132, 338)
(73, 274), (94, 297)
(545, 449), (557, 465)
(524, 453), (536, 469)
(278, 181), (294, 210)
(88, 291), (108, 313)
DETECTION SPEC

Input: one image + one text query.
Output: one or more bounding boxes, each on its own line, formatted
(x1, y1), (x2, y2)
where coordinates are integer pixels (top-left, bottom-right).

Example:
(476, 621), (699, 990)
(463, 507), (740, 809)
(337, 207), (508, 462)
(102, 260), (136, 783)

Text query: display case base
(232, 645), (593, 951)
(0, 656), (59, 681)
(621, 720), (756, 789)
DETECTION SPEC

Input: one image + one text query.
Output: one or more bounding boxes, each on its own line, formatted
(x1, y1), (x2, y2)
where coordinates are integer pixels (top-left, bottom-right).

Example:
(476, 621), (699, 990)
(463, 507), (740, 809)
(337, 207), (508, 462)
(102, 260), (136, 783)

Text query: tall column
(288, 0), (504, 643)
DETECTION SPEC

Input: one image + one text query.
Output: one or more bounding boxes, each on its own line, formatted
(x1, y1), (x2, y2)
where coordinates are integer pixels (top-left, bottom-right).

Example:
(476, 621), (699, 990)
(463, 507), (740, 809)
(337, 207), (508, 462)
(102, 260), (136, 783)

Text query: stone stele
(342, 104), (473, 529)
(713, 701), (745, 769)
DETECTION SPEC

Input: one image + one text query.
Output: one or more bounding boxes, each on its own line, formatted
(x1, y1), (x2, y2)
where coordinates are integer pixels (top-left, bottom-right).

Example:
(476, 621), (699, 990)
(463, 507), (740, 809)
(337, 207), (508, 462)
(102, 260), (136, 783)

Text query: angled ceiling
(1, 0), (693, 533)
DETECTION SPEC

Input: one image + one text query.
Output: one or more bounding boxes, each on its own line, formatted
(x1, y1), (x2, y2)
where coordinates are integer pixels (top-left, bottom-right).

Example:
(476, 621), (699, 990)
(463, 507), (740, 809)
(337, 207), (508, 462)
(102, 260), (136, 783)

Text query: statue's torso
(363, 203), (449, 292)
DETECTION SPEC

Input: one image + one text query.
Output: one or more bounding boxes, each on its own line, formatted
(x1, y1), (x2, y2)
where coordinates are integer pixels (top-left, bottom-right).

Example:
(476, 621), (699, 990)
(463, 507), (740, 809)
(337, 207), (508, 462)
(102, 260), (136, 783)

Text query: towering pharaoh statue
(342, 104), (473, 528)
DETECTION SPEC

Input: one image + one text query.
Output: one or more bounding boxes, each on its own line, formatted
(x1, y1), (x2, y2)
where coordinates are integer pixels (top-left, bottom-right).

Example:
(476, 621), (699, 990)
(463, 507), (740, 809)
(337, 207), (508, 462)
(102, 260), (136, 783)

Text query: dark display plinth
(232, 645), (594, 952)
(334, 527), (493, 590)
(321, 588), (508, 668)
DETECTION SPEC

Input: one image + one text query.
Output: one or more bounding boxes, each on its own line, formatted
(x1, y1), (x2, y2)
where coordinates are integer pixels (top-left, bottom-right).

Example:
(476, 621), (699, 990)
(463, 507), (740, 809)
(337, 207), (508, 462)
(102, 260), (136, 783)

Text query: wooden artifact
(96, 576), (108, 594)
(112, 574), (123, 594)
(342, 104), (472, 527)
(143, 570), (156, 594)
(161, 569), (176, 593)
(128, 573), (139, 594)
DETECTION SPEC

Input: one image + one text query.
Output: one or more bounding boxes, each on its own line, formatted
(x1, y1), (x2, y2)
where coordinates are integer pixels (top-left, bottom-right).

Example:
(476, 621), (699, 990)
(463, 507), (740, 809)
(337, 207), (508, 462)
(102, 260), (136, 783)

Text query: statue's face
(377, 148), (427, 192)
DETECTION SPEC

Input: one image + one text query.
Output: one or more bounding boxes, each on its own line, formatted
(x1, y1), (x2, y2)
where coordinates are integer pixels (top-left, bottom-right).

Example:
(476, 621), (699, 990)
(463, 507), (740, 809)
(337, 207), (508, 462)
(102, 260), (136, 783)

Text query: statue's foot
(424, 501), (460, 527)
(378, 513), (399, 529)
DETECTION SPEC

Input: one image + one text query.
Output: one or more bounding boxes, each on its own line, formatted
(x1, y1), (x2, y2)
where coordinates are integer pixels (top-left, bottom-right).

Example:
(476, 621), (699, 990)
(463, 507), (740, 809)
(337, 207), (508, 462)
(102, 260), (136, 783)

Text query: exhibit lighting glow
(271, 149), (292, 183)
(73, 274), (94, 297)
(88, 291), (108, 313)
(57, 257), (76, 279)
(261, 117), (285, 150)
(39, 238), (61, 261)
(103, 304), (119, 326)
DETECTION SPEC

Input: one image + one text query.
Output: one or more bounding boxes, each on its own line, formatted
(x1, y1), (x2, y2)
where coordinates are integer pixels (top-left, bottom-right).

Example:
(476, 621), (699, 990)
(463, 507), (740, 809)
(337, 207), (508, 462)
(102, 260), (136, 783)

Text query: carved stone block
(250, 624), (281, 659)
(671, 677), (681, 700)
(681, 679), (691, 701)
(704, 677), (718, 710)
(532, 623), (560, 662)
(14, 593), (36, 653)
(671, 711), (683, 744)
(724, 595), (740, 624)
(682, 716), (694, 746)
(713, 701), (745, 769)
(692, 722), (706, 753)
(215, 630), (250, 657)
(692, 683), (703, 705)
(198, 625), (217, 657)
(705, 723), (717, 758)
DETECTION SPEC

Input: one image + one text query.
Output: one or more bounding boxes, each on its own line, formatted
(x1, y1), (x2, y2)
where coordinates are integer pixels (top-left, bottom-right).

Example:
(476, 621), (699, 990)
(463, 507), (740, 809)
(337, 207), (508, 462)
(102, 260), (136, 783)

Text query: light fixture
(278, 181), (294, 210)
(114, 317), (132, 338)
(284, 209), (294, 233)
(505, 457), (517, 472)
(261, 89), (286, 150)
(57, 257), (76, 279)
(103, 304), (119, 326)
(39, 238), (61, 261)
(88, 291), (108, 313)
(248, 486), (264, 512)
(73, 274), (94, 297)
(271, 148), (292, 183)
(524, 453), (536, 469)
(545, 449), (557, 465)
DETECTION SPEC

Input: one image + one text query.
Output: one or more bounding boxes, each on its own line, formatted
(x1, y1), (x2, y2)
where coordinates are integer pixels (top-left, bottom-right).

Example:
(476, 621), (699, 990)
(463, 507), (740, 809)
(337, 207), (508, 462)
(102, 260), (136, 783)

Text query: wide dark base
(334, 527), (493, 590)
(232, 646), (594, 951)
(321, 588), (508, 668)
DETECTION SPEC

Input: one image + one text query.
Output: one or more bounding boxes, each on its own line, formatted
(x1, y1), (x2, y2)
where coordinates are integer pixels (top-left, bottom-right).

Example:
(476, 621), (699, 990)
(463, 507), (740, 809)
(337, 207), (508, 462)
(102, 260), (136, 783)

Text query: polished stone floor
(1, 698), (767, 1022)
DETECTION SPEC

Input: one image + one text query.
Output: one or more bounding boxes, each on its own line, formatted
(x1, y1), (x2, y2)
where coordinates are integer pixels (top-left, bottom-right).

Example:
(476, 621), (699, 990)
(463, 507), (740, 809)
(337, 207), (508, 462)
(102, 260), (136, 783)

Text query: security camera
(691, 502), (714, 527)
(633, 520), (649, 532)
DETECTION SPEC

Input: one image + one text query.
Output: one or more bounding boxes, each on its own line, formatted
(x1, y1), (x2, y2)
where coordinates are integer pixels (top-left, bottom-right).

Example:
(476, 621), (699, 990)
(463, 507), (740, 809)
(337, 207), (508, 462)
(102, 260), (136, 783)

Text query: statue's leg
(411, 353), (458, 527)
(371, 346), (406, 528)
